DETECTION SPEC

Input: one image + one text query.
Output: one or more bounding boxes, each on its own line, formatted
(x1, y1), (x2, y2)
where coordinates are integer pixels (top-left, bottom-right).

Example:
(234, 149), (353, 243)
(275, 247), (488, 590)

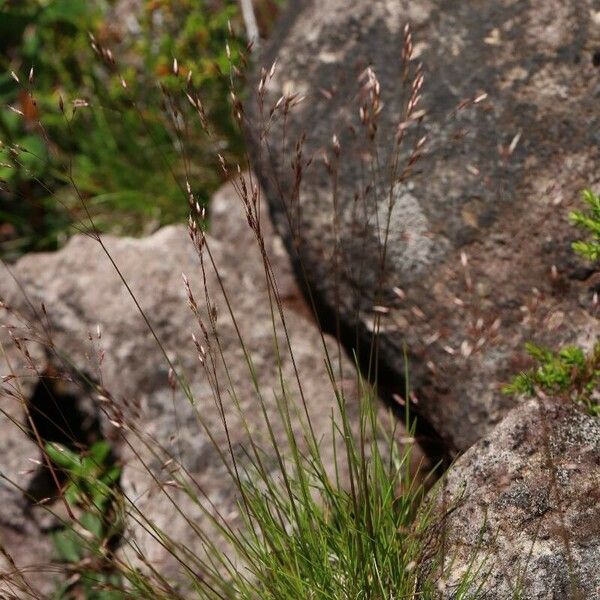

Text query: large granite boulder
(418, 396), (600, 599)
(0, 177), (422, 591)
(247, 0), (600, 452)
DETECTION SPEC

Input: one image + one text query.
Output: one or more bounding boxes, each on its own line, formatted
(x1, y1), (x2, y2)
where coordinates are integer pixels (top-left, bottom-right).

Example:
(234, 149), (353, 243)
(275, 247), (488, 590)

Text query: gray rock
(418, 397), (600, 599)
(0, 177), (423, 590)
(0, 336), (62, 597)
(247, 0), (600, 451)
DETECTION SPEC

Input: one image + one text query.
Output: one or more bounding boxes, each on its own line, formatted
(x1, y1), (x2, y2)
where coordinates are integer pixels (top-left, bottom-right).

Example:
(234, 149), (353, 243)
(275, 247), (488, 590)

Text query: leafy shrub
(570, 189), (600, 261)
(504, 342), (600, 417)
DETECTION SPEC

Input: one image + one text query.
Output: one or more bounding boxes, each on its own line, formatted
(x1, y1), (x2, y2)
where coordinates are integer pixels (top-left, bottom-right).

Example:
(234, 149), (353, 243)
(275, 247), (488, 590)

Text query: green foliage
(569, 189), (600, 261)
(0, 0), (244, 258)
(504, 342), (600, 417)
(45, 440), (120, 513)
(44, 440), (124, 599)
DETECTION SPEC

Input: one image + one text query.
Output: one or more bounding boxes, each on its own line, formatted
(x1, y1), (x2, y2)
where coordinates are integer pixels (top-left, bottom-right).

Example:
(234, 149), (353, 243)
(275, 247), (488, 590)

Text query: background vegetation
(0, 0), (284, 259)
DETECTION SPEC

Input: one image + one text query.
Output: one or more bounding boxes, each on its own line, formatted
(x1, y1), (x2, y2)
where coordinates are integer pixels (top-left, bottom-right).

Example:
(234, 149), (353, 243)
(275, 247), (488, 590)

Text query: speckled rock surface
(247, 0), (600, 452)
(0, 177), (421, 590)
(0, 317), (66, 596)
(0, 390), (61, 598)
(418, 397), (600, 599)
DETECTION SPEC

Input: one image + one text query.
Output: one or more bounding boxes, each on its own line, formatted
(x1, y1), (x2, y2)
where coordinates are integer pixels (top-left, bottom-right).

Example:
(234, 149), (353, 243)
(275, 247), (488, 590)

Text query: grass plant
(0, 14), (490, 600)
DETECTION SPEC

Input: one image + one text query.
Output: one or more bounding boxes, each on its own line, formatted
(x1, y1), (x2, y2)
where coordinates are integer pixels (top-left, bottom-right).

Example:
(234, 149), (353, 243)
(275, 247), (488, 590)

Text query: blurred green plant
(0, 0), (245, 259)
(504, 342), (600, 417)
(570, 189), (600, 261)
(45, 440), (124, 599)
